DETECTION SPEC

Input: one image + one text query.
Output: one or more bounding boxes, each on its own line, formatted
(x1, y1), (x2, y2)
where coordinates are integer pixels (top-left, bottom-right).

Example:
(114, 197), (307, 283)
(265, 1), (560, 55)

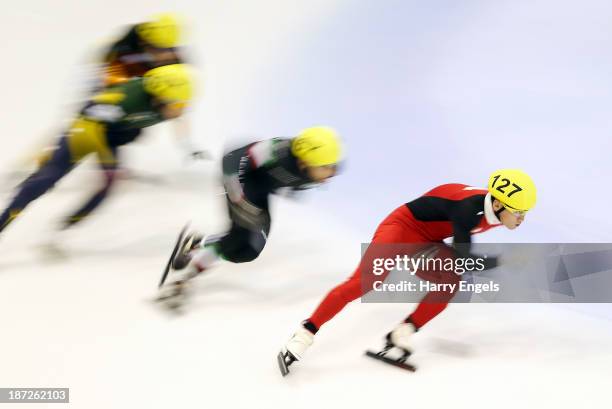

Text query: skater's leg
(281, 207), (425, 370)
(407, 243), (462, 329)
(0, 137), (75, 233)
(303, 238), (424, 332)
(62, 146), (119, 228)
(305, 206), (428, 332)
(215, 220), (270, 263)
(193, 221), (269, 267)
(283, 262), (376, 365)
(405, 276), (459, 328)
(381, 250), (461, 356)
(306, 267), (363, 332)
(386, 289), (456, 352)
(0, 118), (114, 234)
(406, 298), (450, 329)
(387, 244), (461, 352)
(157, 206), (271, 307)
(181, 207), (271, 277)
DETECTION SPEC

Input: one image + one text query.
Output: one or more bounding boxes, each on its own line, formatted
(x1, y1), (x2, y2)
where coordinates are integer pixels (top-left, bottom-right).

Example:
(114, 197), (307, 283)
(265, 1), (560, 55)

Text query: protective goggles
(502, 203), (528, 217)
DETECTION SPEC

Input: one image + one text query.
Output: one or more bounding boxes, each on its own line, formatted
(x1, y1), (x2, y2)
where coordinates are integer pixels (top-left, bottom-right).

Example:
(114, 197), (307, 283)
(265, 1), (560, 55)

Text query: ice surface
(1, 181), (611, 409)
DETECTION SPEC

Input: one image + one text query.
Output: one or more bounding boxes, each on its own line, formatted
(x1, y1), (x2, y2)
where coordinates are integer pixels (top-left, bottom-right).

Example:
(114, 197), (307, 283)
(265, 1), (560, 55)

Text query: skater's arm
(222, 139), (277, 173)
(222, 145), (250, 202)
(222, 140), (277, 201)
(451, 216), (498, 270)
(63, 167), (118, 228)
(222, 142), (273, 229)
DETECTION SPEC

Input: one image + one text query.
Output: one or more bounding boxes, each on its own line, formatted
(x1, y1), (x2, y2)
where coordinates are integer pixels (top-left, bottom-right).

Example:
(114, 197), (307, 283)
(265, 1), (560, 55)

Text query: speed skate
(365, 344), (417, 372)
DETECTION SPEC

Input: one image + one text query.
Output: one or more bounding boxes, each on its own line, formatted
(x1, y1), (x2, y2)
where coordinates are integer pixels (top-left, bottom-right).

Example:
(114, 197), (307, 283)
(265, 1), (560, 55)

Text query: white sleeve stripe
(83, 104), (125, 122)
(248, 140), (274, 168)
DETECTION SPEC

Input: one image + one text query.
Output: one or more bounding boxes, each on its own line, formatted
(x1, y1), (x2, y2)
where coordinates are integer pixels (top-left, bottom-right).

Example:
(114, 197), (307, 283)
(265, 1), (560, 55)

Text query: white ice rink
(2, 1), (612, 408)
(1, 180), (612, 409)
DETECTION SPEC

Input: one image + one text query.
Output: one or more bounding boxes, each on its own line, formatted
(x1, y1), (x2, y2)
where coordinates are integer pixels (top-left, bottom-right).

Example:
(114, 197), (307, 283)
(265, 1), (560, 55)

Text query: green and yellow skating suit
(65, 78), (166, 165)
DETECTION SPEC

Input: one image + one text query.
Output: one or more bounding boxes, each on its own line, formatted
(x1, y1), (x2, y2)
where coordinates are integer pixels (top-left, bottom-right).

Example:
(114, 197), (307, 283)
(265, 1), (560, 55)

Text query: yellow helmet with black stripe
(488, 169), (536, 212)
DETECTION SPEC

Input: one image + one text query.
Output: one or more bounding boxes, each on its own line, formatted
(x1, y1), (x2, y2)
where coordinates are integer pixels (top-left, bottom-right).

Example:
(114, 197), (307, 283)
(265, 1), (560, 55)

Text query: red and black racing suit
(304, 183), (501, 333)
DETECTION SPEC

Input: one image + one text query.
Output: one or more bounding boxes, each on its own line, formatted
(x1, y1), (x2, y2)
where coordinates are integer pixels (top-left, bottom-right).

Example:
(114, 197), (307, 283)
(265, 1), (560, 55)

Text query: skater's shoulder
(108, 25), (140, 52)
(270, 137), (293, 155)
(247, 137), (293, 166)
(91, 89), (127, 105)
(425, 183), (487, 200)
(90, 78), (143, 102)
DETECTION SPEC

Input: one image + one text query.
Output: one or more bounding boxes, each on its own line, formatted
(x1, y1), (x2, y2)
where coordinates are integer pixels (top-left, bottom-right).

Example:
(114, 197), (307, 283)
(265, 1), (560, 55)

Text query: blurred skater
(5, 13), (203, 181)
(0, 64), (194, 237)
(157, 127), (343, 308)
(99, 13), (184, 87)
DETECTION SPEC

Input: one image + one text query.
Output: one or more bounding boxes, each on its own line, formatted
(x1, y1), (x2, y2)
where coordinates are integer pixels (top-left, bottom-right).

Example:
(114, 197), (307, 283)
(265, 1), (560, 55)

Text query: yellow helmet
(488, 169), (537, 212)
(137, 13), (181, 48)
(143, 64), (194, 103)
(291, 126), (342, 167)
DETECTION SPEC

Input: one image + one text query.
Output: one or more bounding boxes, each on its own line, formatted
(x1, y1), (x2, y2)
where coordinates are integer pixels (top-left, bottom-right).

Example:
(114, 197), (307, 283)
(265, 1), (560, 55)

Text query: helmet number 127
(490, 174), (523, 197)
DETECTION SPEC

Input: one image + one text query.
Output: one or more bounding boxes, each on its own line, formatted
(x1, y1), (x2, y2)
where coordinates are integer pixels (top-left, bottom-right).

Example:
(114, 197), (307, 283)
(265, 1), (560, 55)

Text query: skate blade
(158, 224), (189, 288)
(365, 350), (417, 372)
(277, 351), (291, 377)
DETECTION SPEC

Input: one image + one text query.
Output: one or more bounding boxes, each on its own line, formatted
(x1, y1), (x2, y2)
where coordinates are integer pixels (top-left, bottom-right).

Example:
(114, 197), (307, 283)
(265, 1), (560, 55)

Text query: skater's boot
(364, 321), (418, 372)
(285, 327), (314, 360)
(385, 321), (417, 362)
(278, 327), (314, 376)
(171, 231), (203, 270)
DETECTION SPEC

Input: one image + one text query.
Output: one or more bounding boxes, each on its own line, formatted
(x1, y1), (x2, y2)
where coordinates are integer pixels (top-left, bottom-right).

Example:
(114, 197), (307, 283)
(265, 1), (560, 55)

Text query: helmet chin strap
(492, 196), (505, 219)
